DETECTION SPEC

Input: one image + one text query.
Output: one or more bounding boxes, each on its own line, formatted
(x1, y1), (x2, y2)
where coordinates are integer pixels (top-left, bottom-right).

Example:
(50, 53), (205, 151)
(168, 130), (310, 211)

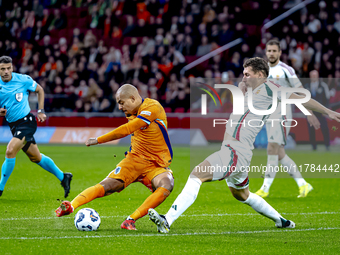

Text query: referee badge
(15, 93), (23, 102)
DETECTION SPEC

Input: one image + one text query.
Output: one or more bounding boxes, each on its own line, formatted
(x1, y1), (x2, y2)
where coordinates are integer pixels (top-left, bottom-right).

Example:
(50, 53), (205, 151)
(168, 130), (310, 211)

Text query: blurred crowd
(0, 0), (339, 113)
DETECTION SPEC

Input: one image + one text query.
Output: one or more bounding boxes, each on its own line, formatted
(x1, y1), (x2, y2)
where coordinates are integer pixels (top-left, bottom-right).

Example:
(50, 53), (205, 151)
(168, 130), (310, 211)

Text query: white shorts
(205, 140), (253, 189)
(266, 103), (292, 146)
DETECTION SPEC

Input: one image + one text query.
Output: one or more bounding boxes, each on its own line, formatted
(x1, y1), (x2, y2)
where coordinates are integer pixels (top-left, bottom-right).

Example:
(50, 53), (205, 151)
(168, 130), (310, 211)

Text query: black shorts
(8, 113), (37, 151)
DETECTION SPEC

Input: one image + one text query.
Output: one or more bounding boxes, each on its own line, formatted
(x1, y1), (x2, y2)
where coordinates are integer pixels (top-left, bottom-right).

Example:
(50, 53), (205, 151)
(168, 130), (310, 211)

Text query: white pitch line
(0, 211), (339, 221)
(0, 227), (339, 240)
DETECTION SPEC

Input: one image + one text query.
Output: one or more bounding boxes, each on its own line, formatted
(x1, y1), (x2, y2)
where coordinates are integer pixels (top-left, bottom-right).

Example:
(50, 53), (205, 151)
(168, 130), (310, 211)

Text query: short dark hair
(243, 57), (269, 77)
(0, 56), (13, 64)
(266, 39), (281, 51)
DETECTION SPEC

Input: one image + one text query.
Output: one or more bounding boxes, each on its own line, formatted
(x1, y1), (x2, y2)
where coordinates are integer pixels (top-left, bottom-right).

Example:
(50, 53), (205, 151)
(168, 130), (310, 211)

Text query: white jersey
(266, 61), (302, 145)
(225, 81), (292, 150)
(268, 61), (302, 88)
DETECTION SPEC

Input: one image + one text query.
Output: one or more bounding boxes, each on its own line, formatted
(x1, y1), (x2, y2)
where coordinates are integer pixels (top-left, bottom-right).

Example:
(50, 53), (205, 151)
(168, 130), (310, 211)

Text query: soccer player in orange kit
(55, 84), (174, 230)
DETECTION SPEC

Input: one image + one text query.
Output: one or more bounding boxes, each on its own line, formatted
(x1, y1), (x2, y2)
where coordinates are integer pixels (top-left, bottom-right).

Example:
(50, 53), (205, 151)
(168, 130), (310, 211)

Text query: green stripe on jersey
(264, 83), (273, 97)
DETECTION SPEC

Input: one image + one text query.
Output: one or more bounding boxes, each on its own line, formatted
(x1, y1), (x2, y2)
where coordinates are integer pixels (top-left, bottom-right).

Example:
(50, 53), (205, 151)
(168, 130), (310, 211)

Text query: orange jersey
(130, 98), (173, 167)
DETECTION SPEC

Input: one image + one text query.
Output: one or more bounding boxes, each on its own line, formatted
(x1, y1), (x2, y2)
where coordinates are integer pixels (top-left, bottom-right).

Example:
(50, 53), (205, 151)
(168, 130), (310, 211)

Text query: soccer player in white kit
(255, 40), (320, 198)
(147, 57), (340, 233)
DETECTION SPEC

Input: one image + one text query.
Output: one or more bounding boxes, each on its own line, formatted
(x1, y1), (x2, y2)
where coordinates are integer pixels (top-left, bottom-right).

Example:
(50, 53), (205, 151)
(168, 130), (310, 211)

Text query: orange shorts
(108, 153), (173, 191)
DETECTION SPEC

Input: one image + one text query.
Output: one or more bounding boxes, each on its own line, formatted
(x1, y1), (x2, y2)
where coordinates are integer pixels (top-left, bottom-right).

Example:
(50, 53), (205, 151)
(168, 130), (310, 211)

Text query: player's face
(0, 63), (13, 82)
(116, 93), (137, 117)
(242, 66), (264, 89)
(266, 45), (281, 65)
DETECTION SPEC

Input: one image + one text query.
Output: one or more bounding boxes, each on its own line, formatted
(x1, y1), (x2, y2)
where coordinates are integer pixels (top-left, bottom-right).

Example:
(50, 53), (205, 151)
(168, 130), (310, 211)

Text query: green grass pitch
(0, 144), (339, 254)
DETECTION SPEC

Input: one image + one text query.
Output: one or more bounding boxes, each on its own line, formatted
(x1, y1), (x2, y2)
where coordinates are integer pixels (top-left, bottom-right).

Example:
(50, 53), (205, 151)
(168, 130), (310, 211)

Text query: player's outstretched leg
(148, 208), (170, 233)
(148, 175), (202, 233)
(35, 153), (73, 197)
(233, 187), (295, 228)
(121, 173), (173, 230)
(0, 157), (16, 196)
(297, 183), (313, 198)
(55, 201), (74, 217)
(122, 187), (171, 230)
(279, 152), (313, 198)
(61, 173), (73, 198)
(255, 155), (278, 198)
(121, 218), (137, 230)
(55, 183), (105, 217)
(26, 144), (73, 198)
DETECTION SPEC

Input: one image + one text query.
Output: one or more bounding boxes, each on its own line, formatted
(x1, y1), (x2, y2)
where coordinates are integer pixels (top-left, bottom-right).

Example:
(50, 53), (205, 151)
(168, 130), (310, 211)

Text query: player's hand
(307, 114), (320, 130)
(238, 82), (247, 95)
(86, 138), (98, 147)
(0, 108), (7, 117)
(37, 112), (47, 122)
(328, 111), (340, 123)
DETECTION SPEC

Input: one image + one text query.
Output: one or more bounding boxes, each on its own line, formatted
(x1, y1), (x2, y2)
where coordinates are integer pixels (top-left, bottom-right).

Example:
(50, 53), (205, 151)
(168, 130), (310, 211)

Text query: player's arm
(289, 93), (340, 122)
(298, 85), (320, 129)
(85, 118), (148, 146)
(238, 82), (247, 95)
(35, 84), (47, 122)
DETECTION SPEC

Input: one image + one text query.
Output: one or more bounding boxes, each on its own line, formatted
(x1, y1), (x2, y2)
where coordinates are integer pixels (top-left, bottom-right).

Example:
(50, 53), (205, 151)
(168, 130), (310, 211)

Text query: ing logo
(198, 82), (222, 115)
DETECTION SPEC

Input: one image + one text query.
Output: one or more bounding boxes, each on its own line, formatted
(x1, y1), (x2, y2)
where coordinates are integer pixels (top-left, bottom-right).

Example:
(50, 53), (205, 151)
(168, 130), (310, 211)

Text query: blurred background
(0, 0), (339, 148)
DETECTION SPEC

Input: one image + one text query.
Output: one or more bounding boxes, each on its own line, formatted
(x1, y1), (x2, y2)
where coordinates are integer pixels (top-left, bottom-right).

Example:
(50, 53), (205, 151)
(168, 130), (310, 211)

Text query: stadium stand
(0, 0), (339, 114)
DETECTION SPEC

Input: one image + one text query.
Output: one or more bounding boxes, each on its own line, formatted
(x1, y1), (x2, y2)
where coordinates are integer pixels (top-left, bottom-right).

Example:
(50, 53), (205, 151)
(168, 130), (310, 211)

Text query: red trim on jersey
(236, 111), (250, 141)
(225, 144), (238, 178)
(279, 63), (294, 76)
(269, 80), (281, 88)
(235, 177), (249, 187)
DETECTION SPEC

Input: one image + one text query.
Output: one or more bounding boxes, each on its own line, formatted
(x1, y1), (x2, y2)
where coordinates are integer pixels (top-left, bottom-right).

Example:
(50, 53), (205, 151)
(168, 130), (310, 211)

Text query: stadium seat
(105, 38), (121, 49)
(68, 18), (78, 28)
(118, 15), (128, 30)
(184, 56), (198, 64)
(77, 7), (89, 17)
(49, 29), (59, 39)
(174, 107), (185, 113)
(63, 7), (77, 18)
(59, 29), (68, 39)
(122, 37), (132, 45)
(76, 17), (89, 29)
(164, 107), (172, 113)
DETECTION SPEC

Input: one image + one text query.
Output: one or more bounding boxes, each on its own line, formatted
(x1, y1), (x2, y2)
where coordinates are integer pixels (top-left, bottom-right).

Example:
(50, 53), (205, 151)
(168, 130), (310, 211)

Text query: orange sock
(130, 187), (171, 221)
(71, 184), (105, 209)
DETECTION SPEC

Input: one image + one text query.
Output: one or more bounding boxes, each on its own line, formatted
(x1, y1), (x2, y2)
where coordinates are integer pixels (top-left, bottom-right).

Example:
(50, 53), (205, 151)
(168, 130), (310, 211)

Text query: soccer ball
(74, 208), (101, 231)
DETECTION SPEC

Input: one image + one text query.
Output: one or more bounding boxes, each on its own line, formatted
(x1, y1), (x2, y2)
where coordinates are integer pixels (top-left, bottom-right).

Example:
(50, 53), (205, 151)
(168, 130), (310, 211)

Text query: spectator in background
(305, 70), (331, 150)
(310, 41), (322, 71)
(333, 12), (340, 33)
(84, 30), (97, 48)
(218, 23), (234, 46)
(196, 35), (211, 57)
(123, 15), (135, 36)
(48, 9), (66, 31)
(307, 14), (321, 35)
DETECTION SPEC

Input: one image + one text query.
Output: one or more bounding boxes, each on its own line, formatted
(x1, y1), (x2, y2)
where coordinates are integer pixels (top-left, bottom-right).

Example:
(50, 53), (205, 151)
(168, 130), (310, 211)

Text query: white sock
(242, 192), (284, 226)
(261, 155), (279, 192)
(280, 155), (307, 187)
(165, 177), (202, 226)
